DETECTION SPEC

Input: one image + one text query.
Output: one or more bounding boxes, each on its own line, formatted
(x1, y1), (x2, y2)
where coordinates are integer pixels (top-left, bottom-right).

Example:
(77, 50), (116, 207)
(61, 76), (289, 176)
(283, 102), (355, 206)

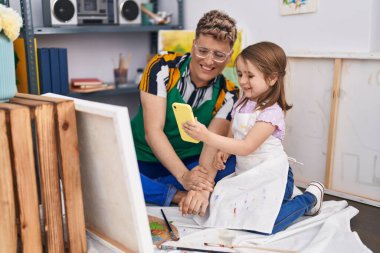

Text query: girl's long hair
(234, 41), (292, 112)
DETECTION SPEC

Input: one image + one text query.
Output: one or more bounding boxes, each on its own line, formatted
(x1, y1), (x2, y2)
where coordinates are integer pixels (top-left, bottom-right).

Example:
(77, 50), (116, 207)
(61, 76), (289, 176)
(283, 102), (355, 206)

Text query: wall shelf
(33, 24), (182, 35)
(68, 85), (139, 99)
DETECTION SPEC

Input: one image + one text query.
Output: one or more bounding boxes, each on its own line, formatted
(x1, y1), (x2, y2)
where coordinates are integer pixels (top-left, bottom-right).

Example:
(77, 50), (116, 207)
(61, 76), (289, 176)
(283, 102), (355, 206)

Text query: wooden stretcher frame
(285, 52), (380, 207)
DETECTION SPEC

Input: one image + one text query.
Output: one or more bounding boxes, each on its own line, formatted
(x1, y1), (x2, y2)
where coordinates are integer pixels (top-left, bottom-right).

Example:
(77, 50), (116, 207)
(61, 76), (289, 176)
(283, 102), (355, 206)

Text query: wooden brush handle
(140, 5), (161, 20)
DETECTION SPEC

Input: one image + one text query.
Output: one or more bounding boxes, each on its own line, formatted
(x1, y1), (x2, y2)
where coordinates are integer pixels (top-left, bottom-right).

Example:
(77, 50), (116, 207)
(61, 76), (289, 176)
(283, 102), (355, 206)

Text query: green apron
(131, 59), (221, 162)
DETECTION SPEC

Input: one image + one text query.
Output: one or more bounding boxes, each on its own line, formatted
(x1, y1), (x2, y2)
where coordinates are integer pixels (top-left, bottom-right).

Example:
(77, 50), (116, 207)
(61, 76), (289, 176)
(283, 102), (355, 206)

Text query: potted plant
(0, 4), (23, 102)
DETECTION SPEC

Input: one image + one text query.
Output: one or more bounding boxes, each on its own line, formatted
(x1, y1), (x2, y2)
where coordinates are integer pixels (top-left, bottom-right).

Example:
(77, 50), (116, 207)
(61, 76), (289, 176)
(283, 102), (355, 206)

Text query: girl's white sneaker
(305, 181), (325, 216)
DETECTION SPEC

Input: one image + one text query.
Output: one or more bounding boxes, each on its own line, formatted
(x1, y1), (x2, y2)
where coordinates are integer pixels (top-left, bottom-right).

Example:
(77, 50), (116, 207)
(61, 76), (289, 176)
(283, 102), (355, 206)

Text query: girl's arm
(183, 119), (275, 156)
(213, 151), (230, 170)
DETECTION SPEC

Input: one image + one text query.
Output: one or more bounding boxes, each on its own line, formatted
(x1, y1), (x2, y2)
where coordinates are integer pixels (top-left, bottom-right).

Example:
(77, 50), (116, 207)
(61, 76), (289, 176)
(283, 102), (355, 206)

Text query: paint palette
(148, 215), (179, 245)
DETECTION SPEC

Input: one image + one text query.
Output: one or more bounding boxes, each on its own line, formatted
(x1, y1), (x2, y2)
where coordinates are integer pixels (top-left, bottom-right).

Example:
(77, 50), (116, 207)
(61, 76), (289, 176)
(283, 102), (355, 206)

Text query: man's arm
(199, 81), (238, 178)
(179, 118), (232, 215)
(199, 117), (231, 179)
(140, 91), (213, 191)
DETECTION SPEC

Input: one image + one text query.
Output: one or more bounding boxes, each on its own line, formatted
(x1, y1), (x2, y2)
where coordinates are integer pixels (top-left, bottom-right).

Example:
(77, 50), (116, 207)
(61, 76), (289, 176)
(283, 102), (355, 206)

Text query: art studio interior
(0, 0), (379, 252)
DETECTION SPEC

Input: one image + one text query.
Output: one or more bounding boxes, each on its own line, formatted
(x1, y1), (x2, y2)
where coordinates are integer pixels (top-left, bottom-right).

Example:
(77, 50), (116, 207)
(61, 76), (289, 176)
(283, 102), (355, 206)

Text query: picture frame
(280, 0), (318, 16)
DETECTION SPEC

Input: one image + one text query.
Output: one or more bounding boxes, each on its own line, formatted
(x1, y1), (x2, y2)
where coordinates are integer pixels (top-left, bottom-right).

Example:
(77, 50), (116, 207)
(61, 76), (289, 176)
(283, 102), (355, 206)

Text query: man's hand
(180, 166), (214, 192)
(179, 190), (210, 216)
(213, 151), (230, 170)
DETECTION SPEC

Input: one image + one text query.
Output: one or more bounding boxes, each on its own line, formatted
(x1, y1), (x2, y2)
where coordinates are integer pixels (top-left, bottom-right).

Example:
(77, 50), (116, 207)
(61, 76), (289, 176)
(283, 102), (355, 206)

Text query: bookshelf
(19, 0), (184, 96)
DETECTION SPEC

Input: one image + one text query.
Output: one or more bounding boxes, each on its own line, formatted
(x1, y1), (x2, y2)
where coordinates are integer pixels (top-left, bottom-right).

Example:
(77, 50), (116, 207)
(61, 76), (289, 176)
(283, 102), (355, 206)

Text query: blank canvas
(44, 93), (154, 253)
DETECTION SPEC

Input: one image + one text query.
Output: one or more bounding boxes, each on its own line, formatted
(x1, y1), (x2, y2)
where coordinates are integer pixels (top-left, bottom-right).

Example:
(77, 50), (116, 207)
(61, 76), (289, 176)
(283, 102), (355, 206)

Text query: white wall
(183, 0), (378, 54)
(371, 0), (380, 52)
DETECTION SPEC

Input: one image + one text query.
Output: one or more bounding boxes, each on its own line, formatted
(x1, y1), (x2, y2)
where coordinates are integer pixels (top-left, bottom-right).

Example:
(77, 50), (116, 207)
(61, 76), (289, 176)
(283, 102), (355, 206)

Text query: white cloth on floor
(148, 200), (372, 253)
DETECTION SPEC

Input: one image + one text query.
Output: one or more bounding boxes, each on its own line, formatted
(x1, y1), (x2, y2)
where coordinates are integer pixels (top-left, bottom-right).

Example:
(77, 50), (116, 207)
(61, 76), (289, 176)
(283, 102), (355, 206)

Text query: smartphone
(172, 102), (200, 143)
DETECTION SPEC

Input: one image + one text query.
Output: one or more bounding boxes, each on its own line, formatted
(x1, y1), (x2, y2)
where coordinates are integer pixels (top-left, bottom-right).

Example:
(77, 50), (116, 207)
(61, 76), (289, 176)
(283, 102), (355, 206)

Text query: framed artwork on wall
(280, 0), (318, 16)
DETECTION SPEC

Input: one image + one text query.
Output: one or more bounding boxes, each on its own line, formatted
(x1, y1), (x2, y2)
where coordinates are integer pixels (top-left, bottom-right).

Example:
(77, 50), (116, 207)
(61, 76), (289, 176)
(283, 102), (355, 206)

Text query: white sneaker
(305, 181), (325, 216)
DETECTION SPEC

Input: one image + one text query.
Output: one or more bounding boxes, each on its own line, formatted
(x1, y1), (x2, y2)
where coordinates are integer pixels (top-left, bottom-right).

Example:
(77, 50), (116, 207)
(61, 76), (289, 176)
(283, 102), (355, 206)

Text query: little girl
(182, 41), (324, 234)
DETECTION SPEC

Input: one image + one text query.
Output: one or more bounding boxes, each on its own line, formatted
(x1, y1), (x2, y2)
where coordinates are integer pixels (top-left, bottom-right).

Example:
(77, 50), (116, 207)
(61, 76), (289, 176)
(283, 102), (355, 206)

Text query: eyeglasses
(193, 44), (232, 63)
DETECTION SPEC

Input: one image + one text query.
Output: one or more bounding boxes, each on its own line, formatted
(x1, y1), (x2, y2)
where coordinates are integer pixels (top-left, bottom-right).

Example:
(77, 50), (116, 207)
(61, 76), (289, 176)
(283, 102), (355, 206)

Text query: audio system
(42, 0), (145, 26)
(118, 0), (142, 25)
(42, 0), (78, 26)
(77, 0), (118, 24)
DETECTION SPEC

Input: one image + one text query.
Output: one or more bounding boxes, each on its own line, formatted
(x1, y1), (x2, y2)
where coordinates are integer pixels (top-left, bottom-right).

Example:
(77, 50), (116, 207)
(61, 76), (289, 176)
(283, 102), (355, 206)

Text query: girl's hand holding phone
(172, 103), (200, 143)
(183, 118), (209, 142)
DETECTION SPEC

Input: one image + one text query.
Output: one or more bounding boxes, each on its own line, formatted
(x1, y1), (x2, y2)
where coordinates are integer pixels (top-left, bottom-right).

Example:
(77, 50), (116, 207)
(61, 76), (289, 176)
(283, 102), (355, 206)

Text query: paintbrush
(159, 245), (234, 253)
(141, 5), (168, 24)
(160, 209), (179, 241)
(204, 242), (298, 253)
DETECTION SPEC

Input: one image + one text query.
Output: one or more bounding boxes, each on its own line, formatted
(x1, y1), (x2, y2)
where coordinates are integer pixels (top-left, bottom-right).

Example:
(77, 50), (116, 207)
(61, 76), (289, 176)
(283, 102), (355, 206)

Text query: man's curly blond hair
(195, 10), (237, 48)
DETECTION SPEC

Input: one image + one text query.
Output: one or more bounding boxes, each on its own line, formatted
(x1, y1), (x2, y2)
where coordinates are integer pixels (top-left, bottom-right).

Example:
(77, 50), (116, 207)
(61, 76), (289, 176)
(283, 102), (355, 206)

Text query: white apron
(194, 110), (289, 234)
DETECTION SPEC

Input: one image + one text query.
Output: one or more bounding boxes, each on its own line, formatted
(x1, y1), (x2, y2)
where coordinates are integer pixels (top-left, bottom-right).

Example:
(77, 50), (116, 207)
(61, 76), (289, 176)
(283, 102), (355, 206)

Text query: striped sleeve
(139, 52), (183, 98)
(214, 78), (240, 121)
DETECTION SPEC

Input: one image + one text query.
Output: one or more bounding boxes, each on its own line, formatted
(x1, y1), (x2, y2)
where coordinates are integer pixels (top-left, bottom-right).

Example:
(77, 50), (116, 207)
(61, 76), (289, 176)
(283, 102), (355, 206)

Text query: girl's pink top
(232, 99), (285, 141)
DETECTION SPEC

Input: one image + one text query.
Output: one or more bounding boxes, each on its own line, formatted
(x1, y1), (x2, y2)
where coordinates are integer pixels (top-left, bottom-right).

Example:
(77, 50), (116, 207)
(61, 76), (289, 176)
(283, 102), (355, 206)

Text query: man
(131, 10), (239, 206)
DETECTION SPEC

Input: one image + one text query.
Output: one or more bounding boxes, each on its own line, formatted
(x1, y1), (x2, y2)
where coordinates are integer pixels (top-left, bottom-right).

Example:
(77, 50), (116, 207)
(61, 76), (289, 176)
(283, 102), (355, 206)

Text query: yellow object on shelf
(13, 38), (40, 94)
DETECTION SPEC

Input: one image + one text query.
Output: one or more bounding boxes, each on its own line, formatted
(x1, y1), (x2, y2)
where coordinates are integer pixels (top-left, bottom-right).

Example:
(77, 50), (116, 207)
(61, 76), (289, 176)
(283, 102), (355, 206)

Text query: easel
(0, 93), (86, 252)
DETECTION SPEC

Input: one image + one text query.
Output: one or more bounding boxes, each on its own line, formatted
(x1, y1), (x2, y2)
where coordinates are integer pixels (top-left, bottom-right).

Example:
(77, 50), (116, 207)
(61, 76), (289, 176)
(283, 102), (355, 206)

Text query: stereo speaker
(42, 0), (78, 26)
(118, 0), (143, 24)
